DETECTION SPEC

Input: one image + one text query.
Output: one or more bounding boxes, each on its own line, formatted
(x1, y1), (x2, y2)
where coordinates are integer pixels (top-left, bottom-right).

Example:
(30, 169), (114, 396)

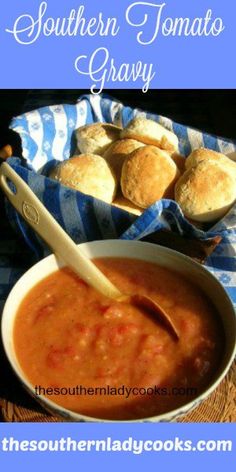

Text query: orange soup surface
(14, 258), (224, 420)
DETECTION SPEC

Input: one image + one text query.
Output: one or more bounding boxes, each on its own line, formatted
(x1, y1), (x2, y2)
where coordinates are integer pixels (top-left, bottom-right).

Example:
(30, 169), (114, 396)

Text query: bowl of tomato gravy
(2, 240), (236, 422)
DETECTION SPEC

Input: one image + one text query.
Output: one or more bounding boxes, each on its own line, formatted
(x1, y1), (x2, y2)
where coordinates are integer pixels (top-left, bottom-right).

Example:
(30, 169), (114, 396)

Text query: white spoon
(0, 162), (179, 340)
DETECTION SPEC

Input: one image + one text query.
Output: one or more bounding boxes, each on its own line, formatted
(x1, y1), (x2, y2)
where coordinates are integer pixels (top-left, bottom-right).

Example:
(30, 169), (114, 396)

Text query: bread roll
(175, 160), (236, 222)
(185, 148), (236, 177)
(121, 145), (180, 209)
(50, 155), (117, 203)
(76, 123), (122, 156)
(103, 139), (144, 181)
(112, 192), (143, 216)
(170, 152), (186, 173)
(121, 117), (178, 152)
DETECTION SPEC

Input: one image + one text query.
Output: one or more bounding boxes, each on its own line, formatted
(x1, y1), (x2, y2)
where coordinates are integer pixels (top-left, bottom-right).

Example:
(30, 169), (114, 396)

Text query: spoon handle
(0, 162), (122, 299)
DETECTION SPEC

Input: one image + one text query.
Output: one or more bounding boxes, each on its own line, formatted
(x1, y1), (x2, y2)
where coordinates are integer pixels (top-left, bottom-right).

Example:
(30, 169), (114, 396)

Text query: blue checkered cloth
(1, 94), (236, 310)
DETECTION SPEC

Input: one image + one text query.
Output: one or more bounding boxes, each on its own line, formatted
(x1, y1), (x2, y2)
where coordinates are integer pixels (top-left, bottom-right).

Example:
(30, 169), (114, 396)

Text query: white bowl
(2, 240), (236, 422)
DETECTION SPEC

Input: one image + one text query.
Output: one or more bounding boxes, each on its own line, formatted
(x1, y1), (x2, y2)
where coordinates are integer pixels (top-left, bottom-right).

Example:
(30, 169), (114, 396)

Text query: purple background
(0, 0), (236, 469)
(0, 423), (235, 471)
(0, 0), (235, 89)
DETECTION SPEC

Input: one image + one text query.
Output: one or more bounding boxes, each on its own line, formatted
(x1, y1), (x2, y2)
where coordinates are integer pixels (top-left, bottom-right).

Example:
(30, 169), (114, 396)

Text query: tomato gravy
(14, 258), (224, 420)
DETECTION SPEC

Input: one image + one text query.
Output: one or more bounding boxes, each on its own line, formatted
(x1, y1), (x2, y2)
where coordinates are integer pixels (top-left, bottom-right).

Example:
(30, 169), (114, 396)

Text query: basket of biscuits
(5, 94), (236, 301)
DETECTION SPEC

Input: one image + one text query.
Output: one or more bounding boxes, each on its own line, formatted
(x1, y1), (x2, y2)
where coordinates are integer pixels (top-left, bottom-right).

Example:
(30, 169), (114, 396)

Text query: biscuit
(121, 145), (180, 208)
(185, 148), (236, 177)
(121, 117), (178, 151)
(50, 154), (117, 203)
(170, 152), (186, 174)
(103, 139), (144, 181)
(175, 160), (236, 222)
(76, 123), (122, 156)
(112, 192), (143, 216)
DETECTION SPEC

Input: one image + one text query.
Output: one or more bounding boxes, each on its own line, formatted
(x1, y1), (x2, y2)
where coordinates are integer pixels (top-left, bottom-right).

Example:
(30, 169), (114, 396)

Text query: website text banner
(0, 423), (235, 471)
(0, 0), (235, 90)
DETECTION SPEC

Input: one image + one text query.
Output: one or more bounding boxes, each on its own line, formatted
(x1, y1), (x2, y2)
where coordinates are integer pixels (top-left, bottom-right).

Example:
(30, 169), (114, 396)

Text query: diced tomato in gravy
(14, 257), (224, 420)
